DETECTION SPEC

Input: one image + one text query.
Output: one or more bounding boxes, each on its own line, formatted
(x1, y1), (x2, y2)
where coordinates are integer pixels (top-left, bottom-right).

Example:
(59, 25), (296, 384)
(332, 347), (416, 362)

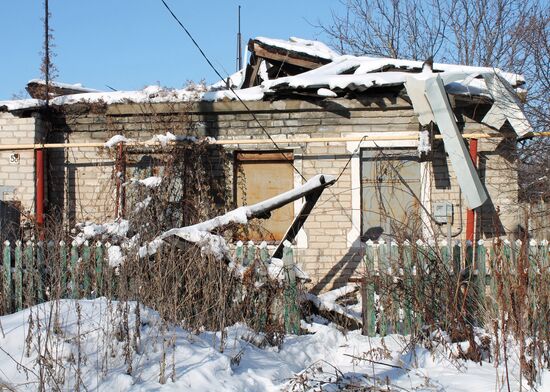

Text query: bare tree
(317, 0), (550, 202)
(316, 0), (447, 60)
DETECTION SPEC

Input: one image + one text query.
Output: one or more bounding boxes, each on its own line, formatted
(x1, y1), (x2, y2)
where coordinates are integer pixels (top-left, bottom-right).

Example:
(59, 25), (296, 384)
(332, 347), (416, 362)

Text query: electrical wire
(159, 0), (305, 181)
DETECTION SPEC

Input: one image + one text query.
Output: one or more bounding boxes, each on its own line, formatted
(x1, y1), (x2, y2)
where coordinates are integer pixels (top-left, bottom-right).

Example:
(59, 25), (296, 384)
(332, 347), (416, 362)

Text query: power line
(159, 0), (305, 181)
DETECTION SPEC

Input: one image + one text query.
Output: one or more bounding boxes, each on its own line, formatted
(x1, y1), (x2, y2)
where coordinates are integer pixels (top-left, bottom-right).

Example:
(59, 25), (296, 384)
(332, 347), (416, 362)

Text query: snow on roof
(0, 36), (525, 112)
(254, 36), (338, 61)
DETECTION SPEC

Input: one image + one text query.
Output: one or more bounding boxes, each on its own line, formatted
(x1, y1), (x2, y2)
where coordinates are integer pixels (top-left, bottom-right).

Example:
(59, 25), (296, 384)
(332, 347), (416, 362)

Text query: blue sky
(0, 1), (341, 100)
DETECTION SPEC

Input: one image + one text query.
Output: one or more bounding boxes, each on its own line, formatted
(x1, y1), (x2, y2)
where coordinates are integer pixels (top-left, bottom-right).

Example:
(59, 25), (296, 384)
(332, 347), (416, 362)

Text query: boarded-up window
(361, 148), (421, 241)
(235, 151), (294, 242)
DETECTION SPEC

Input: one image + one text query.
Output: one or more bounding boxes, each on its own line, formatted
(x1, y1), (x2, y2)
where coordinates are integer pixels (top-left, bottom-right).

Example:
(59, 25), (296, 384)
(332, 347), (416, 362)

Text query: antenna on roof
(236, 5), (242, 71)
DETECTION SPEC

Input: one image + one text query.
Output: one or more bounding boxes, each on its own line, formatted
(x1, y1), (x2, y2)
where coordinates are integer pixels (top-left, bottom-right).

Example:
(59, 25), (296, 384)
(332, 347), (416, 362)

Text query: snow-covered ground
(1, 299), (546, 391)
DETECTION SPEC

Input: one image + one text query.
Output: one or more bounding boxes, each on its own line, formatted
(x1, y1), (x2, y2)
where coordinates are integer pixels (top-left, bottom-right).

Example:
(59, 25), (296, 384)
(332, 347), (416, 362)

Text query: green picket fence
(0, 239), (300, 333)
(1, 240), (108, 315)
(361, 239), (550, 337)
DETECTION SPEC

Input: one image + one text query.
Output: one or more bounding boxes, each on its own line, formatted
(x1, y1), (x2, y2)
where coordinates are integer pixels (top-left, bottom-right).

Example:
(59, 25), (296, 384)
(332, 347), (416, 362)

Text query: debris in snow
(316, 88), (337, 97)
(418, 129), (431, 156)
(306, 285), (362, 328)
(104, 135), (132, 148)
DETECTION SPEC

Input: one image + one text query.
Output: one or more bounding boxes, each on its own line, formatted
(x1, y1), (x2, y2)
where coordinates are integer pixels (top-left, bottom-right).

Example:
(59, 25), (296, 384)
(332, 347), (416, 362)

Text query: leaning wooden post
(362, 240), (376, 337)
(14, 241), (23, 312)
(282, 241), (300, 334)
(81, 241), (91, 297)
(23, 241), (35, 308)
(2, 241), (12, 313)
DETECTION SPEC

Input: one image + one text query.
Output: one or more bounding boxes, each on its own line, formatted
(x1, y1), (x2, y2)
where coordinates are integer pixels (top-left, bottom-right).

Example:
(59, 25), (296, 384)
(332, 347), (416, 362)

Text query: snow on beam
(160, 174), (336, 259)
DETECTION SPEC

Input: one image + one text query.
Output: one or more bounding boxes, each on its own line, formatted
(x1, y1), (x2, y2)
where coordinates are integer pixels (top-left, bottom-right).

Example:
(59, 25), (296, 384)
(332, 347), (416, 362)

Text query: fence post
(36, 241), (45, 303)
(95, 241), (103, 297)
(23, 241), (34, 308)
(2, 241), (11, 313)
(14, 241), (22, 312)
(282, 242), (300, 334)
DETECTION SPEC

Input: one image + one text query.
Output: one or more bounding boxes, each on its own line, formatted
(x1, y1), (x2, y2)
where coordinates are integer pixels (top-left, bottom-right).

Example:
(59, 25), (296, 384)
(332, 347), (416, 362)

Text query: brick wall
(0, 112), (40, 222)
(6, 95), (522, 291)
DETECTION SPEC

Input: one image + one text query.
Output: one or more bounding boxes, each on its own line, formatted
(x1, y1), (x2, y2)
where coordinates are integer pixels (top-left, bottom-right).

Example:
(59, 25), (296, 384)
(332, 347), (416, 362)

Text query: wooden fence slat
(14, 241), (22, 312)
(235, 241), (244, 266)
(70, 241), (79, 299)
(453, 242), (461, 276)
(245, 241), (255, 267)
(82, 241), (91, 297)
(362, 241), (376, 337)
(378, 240), (389, 336)
(95, 242), (103, 297)
(476, 241), (487, 303)
(402, 241), (413, 335)
(282, 243), (300, 334)
(2, 241), (11, 313)
(23, 241), (34, 308)
(59, 241), (67, 297)
(414, 241), (425, 330)
(36, 241), (45, 303)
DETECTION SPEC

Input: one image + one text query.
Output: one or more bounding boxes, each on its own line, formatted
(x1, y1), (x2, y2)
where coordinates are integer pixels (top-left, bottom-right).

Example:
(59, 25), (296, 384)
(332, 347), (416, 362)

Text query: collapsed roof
(0, 36), (534, 209)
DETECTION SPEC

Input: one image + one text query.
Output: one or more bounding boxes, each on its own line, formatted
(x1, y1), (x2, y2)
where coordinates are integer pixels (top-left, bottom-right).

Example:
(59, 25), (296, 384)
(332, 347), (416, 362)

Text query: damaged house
(0, 36), (534, 291)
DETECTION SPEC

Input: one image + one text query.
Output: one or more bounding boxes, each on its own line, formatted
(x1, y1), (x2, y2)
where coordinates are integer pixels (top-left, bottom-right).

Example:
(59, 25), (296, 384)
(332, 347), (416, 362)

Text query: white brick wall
(0, 112), (38, 219)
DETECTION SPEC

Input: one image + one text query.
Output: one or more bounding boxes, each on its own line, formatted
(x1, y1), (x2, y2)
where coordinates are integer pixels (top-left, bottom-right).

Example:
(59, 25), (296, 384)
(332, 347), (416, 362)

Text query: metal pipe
(1, 131), (548, 151)
(35, 148), (45, 235)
